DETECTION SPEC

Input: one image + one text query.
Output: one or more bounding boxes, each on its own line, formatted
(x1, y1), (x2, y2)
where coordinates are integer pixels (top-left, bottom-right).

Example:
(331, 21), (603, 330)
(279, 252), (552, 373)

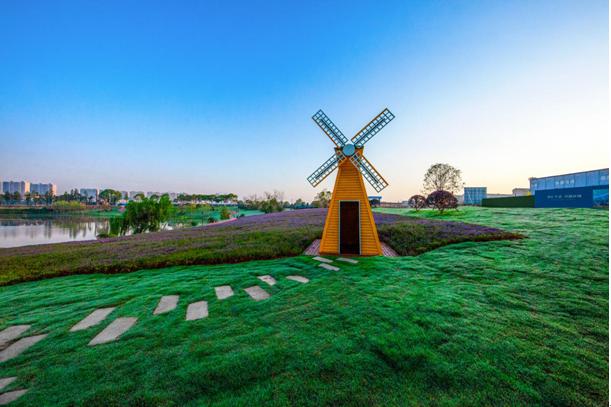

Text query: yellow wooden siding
(319, 153), (382, 256)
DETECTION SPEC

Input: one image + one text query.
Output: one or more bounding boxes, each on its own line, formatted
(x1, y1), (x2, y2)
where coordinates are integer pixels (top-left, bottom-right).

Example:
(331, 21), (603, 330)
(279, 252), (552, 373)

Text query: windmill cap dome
(342, 144), (356, 156)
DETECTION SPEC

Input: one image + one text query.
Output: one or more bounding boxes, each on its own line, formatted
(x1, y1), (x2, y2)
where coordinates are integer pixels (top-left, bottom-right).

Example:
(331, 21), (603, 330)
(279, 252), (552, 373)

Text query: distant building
(30, 183), (57, 196)
(129, 191), (144, 200)
(529, 168), (608, 192)
(368, 196), (382, 207)
(146, 191), (161, 198)
(512, 188), (530, 196)
(530, 168), (609, 208)
(120, 191), (129, 199)
(80, 188), (99, 202)
(463, 187), (487, 205)
(2, 180), (30, 196)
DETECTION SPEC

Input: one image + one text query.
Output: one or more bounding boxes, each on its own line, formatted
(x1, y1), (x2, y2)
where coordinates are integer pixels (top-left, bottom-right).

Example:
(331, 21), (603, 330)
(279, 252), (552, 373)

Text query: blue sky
(0, 0), (608, 201)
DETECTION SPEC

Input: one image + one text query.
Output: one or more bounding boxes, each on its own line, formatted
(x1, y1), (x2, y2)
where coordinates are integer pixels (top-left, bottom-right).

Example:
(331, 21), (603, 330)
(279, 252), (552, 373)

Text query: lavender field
(0, 209), (519, 286)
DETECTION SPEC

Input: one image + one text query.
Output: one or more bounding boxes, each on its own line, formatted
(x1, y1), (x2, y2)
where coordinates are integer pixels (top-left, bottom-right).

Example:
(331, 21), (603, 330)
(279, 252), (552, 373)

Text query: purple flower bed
(0, 209), (521, 286)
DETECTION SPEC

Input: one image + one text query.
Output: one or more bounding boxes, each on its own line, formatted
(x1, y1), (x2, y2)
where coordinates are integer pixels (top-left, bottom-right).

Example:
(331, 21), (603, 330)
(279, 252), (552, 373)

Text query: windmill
(307, 108), (395, 256)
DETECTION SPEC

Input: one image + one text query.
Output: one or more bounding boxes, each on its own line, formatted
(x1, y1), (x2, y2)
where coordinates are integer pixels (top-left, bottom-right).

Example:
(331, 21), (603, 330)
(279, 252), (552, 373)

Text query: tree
(259, 191), (284, 213)
(3, 191), (10, 204)
(311, 190), (332, 208)
(426, 190), (458, 213)
(407, 194), (427, 210)
(219, 206), (231, 220)
(25, 192), (32, 206)
(12, 192), (21, 202)
(99, 189), (123, 205)
(109, 195), (174, 235)
(422, 163), (463, 194)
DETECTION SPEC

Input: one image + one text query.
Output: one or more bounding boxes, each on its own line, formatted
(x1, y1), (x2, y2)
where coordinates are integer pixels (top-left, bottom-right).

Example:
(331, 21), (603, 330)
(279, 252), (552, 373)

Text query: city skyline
(0, 1), (608, 201)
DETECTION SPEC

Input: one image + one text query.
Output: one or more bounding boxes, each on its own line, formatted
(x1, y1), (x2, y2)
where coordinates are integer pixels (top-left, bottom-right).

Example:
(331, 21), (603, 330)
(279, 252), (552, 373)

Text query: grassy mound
(0, 209), (518, 286)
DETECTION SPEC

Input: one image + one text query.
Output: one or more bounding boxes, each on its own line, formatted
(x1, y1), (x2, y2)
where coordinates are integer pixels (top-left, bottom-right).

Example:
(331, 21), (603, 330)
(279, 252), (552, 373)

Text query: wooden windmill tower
(307, 108), (395, 256)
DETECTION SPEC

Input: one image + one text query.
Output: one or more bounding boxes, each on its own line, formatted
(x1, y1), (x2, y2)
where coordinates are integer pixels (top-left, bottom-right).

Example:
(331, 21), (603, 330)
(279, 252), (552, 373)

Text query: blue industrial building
(530, 168), (609, 208)
(463, 187), (487, 205)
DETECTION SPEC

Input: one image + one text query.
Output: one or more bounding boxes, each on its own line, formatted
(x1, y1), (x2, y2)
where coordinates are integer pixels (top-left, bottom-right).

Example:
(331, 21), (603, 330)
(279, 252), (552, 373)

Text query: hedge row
(481, 195), (535, 208)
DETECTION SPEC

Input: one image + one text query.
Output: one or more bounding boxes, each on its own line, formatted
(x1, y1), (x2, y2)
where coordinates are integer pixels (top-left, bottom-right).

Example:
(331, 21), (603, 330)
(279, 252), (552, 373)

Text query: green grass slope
(0, 207), (607, 406)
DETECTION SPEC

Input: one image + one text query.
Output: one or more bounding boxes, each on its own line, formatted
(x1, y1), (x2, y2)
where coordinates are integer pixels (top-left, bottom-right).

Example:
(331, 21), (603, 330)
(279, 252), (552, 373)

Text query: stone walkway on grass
(257, 275), (276, 286)
(88, 317), (137, 346)
(0, 334), (47, 363)
(153, 296), (179, 315)
(0, 389), (28, 405)
(215, 286), (234, 300)
(0, 326), (30, 349)
(244, 286), (270, 301)
(186, 301), (208, 321)
(70, 307), (115, 332)
(0, 255), (354, 403)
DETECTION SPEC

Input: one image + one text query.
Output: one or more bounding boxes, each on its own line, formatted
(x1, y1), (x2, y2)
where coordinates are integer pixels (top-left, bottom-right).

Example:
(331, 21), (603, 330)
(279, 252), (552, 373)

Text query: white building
(80, 188), (99, 202)
(2, 180), (30, 196)
(30, 183), (57, 196)
(512, 188), (530, 196)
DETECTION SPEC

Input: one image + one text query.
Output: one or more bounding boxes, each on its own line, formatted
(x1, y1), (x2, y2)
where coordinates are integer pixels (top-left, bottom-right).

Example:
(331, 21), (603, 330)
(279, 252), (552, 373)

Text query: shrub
(219, 206), (231, 220)
(407, 195), (427, 210)
(426, 190), (458, 213)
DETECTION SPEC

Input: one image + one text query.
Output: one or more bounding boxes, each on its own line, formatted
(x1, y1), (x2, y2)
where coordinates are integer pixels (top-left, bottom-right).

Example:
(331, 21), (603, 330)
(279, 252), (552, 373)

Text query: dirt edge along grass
(0, 208), (522, 286)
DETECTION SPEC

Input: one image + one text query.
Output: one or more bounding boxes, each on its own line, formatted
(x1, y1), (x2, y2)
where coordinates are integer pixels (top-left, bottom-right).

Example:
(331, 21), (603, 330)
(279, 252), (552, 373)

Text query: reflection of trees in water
(0, 217), (110, 241)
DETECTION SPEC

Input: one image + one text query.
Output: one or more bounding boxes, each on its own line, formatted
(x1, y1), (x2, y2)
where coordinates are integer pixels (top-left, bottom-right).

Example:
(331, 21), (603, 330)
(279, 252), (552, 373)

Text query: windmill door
(339, 201), (360, 255)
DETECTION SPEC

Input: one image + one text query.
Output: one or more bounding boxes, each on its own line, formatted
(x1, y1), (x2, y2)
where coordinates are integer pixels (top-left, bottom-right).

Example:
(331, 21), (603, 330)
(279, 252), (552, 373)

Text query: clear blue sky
(0, 0), (608, 201)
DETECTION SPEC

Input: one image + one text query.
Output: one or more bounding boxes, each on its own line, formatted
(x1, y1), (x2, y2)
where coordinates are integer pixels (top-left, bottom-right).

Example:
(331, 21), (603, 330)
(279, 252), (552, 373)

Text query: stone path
(257, 275), (276, 286)
(0, 389), (28, 405)
(0, 378), (15, 392)
(304, 238), (398, 257)
(215, 286), (234, 300)
(313, 256), (333, 264)
(0, 325), (30, 349)
(244, 286), (270, 301)
(186, 301), (208, 321)
(319, 263), (340, 271)
(286, 275), (309, 283)
(70, 307), (115, 332)
(337, 257), (358, 264)
(88, 317), (137, 346)
(153, 296), (179, 315)
(0, 334), (47, 363)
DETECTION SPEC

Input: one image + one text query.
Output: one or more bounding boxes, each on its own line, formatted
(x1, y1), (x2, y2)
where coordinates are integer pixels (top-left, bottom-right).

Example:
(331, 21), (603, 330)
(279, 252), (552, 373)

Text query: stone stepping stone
(0, 325), (30, 349)
(153, 296), (179, 315)
(337, 257), (358, 264)
(0, 377), (16, 392)
(319, 263), (340, 272)
(0, 389), (28, 405)
(286, 275), (309, 283)
(313, 256), (333, 264)
(244, 286), (270, 301)
(257, 275), (276, 286)
(70, 307), (115, 332)
(88, 317), (137, 346)
(186, 301), (208, 321)
(215, 286), (234, 300)
(0, 334), (47, 363)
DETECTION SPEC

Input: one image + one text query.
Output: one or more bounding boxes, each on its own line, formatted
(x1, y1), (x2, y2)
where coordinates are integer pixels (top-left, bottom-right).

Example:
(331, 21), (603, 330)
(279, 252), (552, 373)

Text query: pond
(0, 217), (112, 248)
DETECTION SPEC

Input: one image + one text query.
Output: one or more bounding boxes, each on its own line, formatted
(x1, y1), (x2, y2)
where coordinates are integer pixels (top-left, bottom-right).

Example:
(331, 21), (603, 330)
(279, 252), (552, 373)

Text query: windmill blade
(351, 108), (395, 147)
(349, 154), (389, 192)
(312, 110), (349, 147)
(307, 152), (344, 187)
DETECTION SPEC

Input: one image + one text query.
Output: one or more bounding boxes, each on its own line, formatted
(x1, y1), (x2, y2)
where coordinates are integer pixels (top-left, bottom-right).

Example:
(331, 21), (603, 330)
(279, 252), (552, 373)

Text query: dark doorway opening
(340, 201), (360, 254)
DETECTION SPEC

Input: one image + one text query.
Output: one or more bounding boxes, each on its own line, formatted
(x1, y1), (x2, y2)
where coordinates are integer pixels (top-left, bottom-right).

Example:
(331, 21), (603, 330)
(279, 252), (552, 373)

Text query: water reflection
(0, 217), (110, 248)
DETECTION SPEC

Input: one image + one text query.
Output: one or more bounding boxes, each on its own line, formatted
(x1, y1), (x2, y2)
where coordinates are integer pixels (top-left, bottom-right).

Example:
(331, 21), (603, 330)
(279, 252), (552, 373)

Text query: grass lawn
(0, 207), (607, 405)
